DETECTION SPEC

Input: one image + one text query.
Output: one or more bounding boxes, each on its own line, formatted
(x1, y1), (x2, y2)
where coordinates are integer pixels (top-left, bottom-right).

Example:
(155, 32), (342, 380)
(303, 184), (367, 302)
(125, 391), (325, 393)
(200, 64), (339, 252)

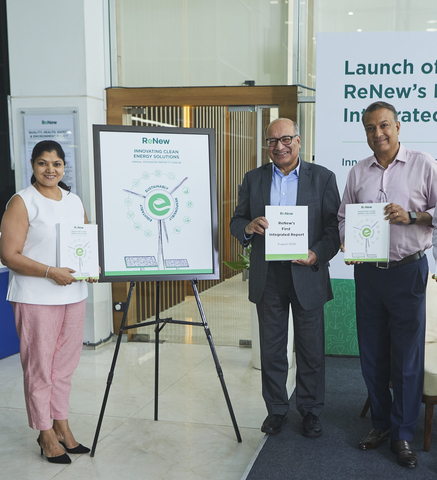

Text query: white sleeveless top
(7, 185), (88, 305)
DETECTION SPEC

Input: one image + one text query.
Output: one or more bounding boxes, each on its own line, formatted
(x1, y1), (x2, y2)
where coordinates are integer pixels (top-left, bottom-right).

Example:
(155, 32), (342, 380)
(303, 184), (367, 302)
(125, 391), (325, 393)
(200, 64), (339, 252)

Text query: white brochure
(265, 205), (308, 261)
(344, 203), (389, 262)
(56, 224), (100, 279)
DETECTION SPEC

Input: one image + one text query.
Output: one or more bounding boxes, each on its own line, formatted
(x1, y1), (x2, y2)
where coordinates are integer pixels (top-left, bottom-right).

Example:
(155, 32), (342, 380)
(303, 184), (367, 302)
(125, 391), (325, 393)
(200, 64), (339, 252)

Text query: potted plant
(223, 245), (251, 272)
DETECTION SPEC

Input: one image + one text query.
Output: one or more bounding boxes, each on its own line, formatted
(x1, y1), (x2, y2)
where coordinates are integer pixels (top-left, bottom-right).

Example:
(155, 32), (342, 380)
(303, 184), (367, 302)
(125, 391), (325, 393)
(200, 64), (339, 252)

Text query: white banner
(315, 31), (437, 278)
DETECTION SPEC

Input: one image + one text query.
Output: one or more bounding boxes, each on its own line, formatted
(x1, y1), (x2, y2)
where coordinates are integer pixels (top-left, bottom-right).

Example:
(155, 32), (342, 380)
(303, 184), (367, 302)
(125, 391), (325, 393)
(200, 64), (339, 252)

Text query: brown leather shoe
(390, 440), (417, 468)
(358, 428), (390, 450)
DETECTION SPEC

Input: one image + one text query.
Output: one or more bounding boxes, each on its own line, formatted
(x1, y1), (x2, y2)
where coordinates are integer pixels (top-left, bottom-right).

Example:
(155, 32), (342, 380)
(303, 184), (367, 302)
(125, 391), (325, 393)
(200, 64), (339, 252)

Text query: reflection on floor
(0, 274), (296, 480)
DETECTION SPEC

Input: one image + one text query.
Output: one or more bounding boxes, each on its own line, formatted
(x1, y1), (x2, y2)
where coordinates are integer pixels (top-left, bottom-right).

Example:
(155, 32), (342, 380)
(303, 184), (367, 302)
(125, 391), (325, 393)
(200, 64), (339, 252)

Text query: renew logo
(142, 137), (170, 145)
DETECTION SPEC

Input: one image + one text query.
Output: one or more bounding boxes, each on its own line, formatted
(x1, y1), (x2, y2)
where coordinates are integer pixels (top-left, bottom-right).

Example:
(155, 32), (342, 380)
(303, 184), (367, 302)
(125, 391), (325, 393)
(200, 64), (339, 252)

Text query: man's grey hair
(362, 101), (398, 125)
(265, 118), (299, 139)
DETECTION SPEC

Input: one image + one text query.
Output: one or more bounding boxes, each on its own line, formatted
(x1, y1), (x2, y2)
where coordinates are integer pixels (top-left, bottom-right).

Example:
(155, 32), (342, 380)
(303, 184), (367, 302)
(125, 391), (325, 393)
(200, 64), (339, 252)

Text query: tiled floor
(0, 274), (296, 480)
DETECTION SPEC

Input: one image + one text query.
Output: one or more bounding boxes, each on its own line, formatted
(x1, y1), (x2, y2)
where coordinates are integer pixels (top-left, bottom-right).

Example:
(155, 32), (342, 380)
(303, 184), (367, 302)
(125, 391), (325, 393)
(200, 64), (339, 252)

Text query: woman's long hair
(30, 140), (71, 192)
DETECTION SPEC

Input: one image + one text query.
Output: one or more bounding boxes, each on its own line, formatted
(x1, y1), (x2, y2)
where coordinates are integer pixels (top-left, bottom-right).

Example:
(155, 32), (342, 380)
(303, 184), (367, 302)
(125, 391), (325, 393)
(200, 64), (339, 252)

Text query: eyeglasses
(266, 135), (299, 147)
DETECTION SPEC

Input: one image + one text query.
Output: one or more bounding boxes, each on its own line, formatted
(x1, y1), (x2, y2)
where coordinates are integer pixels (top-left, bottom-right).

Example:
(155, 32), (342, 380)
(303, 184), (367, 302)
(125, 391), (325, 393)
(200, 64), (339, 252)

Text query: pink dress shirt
(338, 143), (437, 262)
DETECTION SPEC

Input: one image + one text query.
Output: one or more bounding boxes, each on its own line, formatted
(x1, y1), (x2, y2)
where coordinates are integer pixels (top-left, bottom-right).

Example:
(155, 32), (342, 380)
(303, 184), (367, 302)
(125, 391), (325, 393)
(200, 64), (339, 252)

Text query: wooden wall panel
(192, 106), (227, 293)
(107, 86), (298, 125)
(227, 111), (257, 276)
(108, 87), (297, 333)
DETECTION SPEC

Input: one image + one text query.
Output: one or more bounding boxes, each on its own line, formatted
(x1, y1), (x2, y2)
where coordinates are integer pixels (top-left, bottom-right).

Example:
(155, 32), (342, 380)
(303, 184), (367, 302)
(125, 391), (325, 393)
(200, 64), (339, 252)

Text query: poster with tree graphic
(93, 125), (219, 282)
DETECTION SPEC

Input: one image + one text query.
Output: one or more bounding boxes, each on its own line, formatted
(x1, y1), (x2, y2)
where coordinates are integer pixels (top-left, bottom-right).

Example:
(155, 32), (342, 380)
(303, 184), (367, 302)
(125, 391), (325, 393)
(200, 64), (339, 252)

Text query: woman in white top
(0, 140), (97, 464)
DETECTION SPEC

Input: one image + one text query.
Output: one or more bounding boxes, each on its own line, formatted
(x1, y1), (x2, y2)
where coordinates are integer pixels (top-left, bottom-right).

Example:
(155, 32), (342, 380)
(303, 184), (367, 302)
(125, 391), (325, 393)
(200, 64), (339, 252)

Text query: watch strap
(408, 212), (417, 225)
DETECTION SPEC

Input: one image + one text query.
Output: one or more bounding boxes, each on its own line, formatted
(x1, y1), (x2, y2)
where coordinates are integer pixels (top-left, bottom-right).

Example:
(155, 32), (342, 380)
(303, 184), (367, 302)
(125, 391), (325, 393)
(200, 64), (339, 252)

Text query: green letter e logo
(149, 193), (171, 217)
(362, 228), (371, 238)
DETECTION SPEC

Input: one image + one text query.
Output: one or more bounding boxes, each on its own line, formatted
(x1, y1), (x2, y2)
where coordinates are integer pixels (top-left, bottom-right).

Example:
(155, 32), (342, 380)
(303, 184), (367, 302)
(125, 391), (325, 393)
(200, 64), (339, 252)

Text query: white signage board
(315, 31), (437, 278)
(93, 125), (219, 282)
(22, 113), (78, 193)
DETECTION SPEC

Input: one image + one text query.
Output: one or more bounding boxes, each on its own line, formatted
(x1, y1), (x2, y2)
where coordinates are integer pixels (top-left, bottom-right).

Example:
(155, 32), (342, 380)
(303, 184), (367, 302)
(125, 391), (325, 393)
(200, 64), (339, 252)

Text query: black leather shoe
(358, 428), (390, 450)
(390, 440), (417, 468)
(302, 412), (322, 438)
(261, 414), (287, 435)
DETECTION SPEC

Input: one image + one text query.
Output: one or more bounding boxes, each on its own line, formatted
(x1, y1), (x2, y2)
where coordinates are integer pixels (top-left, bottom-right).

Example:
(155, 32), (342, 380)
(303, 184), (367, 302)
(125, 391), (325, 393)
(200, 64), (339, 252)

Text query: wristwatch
(408, 212), (417, 225)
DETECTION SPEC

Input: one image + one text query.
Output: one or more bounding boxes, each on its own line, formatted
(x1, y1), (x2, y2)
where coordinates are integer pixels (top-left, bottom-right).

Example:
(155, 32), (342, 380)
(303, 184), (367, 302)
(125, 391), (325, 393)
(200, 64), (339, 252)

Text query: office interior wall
(6, 0), (113, 346)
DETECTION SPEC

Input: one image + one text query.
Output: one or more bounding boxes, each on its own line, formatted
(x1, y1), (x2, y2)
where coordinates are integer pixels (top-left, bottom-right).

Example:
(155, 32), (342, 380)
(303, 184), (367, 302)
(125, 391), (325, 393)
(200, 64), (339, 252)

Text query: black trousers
(256, 261), (325, 417)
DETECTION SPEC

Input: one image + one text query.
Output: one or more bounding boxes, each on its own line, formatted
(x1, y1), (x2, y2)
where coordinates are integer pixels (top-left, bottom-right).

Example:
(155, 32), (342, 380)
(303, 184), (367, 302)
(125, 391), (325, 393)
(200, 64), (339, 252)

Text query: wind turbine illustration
(123, 177), (188, 270)
(353, 220), (378, 258)
(68, 241), (89, 276)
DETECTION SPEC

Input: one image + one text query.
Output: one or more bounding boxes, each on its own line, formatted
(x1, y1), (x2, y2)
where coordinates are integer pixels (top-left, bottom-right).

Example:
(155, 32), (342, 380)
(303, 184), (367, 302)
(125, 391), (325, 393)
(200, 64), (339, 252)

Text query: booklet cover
(56, 224), (99, 279)
(265, 205), (308, 261)
(344, 203), (389, 262)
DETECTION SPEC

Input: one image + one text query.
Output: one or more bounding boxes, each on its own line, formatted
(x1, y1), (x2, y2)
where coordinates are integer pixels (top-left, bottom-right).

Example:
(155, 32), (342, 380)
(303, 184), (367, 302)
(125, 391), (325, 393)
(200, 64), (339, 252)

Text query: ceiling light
(348, 12), (354, 15)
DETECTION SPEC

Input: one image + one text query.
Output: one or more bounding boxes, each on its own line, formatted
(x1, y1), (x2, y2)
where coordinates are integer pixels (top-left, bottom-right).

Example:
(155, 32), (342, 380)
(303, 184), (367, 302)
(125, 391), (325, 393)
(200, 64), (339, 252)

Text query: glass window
(113, 0), (290, 88)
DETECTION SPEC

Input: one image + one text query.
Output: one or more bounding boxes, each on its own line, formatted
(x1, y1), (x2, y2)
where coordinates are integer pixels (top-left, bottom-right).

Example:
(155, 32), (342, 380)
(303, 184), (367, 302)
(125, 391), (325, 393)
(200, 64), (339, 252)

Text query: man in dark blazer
(230, 118), (340, 437)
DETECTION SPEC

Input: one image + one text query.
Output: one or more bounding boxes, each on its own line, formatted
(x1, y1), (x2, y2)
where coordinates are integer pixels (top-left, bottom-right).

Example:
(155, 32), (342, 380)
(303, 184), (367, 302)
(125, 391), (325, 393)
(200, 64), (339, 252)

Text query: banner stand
(90, 279), (242, 456)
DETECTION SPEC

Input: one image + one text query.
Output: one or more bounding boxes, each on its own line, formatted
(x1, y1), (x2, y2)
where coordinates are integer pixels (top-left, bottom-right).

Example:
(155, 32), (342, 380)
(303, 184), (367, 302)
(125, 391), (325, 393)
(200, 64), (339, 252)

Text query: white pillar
(6, 0), (112, 345)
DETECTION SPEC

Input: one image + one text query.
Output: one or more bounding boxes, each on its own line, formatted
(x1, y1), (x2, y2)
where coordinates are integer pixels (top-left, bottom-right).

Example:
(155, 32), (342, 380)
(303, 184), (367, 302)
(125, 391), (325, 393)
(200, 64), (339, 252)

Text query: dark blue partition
(0, 268), (20, 359)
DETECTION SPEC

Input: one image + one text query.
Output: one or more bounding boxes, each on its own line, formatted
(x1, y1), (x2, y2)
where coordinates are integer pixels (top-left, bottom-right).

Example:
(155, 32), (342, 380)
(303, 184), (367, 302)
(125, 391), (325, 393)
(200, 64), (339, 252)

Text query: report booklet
(344, 203), (389, 262)
(56, 224), (99, 279)
(265, 205), (308, 261)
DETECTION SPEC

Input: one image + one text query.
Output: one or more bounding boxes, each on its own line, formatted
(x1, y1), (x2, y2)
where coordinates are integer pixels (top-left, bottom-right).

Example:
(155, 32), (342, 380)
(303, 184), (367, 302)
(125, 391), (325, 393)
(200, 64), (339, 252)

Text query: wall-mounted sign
(22, 112), (79, 193)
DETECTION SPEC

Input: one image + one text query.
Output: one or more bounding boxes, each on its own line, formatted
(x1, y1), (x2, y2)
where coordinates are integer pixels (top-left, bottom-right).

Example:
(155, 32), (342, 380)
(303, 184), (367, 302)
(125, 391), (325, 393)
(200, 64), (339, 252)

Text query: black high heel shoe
(36, 436), (71, 464)
(59, 441), (90, 454)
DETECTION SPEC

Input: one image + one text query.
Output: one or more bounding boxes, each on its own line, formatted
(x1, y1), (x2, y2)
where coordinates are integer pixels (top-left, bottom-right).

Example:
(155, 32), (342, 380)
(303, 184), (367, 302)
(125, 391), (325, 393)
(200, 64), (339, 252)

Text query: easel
(90, 279), (242, 456)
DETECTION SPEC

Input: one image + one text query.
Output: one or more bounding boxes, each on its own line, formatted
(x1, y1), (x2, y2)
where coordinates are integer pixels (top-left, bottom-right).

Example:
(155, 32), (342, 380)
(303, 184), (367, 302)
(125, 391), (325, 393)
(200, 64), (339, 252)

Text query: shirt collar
(369, 143), (407, 168)
(272, 157), (301, 178)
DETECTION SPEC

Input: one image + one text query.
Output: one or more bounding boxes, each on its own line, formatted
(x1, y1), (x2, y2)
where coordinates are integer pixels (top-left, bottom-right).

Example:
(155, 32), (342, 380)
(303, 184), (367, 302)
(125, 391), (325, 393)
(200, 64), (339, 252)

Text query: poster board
(93, 125), (219, 282)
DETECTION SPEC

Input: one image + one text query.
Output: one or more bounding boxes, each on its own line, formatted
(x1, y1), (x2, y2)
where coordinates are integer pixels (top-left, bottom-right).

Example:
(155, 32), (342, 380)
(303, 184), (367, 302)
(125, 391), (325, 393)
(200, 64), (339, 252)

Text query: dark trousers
(354, 256), (428, 442)
(256, 261), (325, 417)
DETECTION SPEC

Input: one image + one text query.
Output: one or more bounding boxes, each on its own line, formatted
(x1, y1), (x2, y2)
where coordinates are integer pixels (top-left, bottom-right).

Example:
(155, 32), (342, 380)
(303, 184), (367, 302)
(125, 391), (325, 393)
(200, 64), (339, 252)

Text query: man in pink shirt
(338, 101), (437, 469)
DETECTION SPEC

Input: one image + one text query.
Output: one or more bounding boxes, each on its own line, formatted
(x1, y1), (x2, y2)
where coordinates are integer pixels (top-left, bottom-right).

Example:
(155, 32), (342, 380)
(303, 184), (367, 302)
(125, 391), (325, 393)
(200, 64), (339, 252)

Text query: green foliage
(223, 246), (252, 271)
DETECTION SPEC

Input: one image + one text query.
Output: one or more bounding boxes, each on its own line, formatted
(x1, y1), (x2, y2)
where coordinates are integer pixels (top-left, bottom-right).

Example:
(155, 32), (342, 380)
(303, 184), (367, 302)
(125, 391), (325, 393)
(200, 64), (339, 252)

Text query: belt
(368, 250), (425, 269)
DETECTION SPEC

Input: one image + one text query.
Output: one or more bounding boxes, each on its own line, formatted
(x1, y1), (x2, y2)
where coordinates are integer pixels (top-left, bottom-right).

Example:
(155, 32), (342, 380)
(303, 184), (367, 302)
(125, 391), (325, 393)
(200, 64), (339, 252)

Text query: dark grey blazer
(230, 160), (341, 311)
